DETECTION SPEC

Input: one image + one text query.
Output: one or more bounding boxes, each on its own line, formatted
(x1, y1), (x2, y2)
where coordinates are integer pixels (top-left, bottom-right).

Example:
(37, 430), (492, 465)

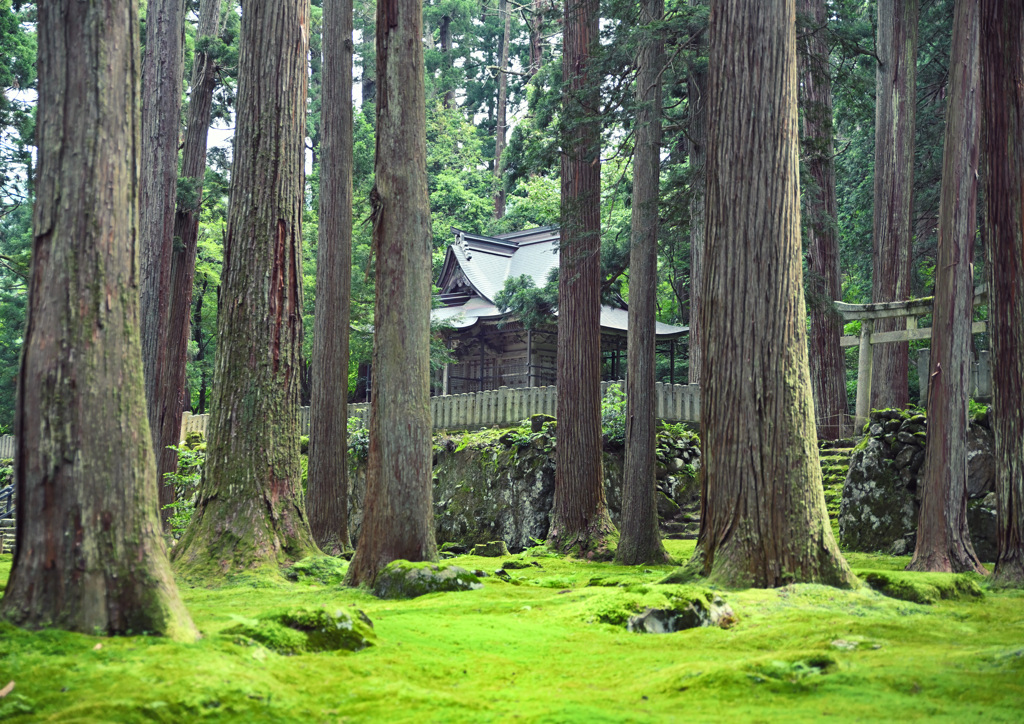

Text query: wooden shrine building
(432, 226), (688, 395)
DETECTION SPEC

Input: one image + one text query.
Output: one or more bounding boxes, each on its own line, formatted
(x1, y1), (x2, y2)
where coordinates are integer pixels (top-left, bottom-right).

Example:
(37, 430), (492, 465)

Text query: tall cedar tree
(164, 0), (223, 514)
(493, 0), (512, 218)
(172, 0), (318, 576)
(908, 0), (985, 575)
(688, 0), (854, 588)
(549, 0), (616, 557)
(870, 0), (918, 410)
(981, 0), (1024, 585)
(616, 0), (670, 566)
(797, 0), (846, 439)
(687, 0), (707, 385)
(0, 0), (196, 638)
(309, 0), (355, 556)
(139, 0), (185, 522)
(346, 0), (438, 586)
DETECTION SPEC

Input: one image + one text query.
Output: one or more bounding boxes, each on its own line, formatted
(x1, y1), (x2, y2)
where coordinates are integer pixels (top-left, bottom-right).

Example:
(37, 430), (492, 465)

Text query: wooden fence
(179, 379), (701, 442)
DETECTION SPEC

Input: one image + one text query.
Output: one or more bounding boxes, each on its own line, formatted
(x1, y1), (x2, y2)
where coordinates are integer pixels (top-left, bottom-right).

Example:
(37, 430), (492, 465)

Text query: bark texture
(159, 0), (223, 520)
(0, 0), (196, 639)
(308, 0), (354, 556)
(687, 0), (707, 385)
(346, 0), (437, 586)
(688, 0), (854, 588)
(981, 0), (1024, 585)
(617, 0), (669, 566)
(549, 0), (616, 558)
(797, 0), (846, 440)
(907, 0), (984, 575)
(493, 0), (512, 219)
(139, 0), (185, 523)
(172, 0), (318, 577)
(870, 0), (918, 410)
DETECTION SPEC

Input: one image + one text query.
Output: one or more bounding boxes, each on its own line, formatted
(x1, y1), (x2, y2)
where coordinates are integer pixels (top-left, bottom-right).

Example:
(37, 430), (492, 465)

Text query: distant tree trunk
(172, 0), (318, 577)
(139, 0), (185, 524)
(308, 0), (354, 557)
(870, 0), (918, 410)
(0, 0), (196, 639)
(908, 0), (985, 575)
(493, 0), (512, 219)
(688, 0), (854, 589)
(159, 0), (223, 522)
(529, 0), (544, 75)
(616, 0), (669, 566)
(549, 0), (615, 558)
(981, 0), (1024, 587)
(346, 0), (437, 586)
(193, 278), (209, 414)
(440, 14), (454, 108)
(797, 0), (846, 439)
(687, 0), (707, 385)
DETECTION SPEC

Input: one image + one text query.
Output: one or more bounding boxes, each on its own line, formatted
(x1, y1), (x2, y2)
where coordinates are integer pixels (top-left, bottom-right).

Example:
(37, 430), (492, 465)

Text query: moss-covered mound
(284, 555), (349, 585)
(578, 584), (737, 631)
(373, 560), (483, 599)
(222, 606), (375, 655)
(858, 570), (985, 605)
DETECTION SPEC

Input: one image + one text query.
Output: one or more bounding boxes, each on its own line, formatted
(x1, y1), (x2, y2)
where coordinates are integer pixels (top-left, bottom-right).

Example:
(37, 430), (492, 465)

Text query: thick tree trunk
(688, 0), (853, 589)
(687, 0), (707, 385)
(798, 0), (846, 440)
(308, 0), (354, 557)
(0, 0), (196, 639)
(616, 0), (669, 566)
(981, 0), (1024, 586)
(346, 0), (437, 586)
(172, 0), (318, 577)
(158, 0), (223, 523)
(493, 0), (512, 219)
(549, 0), (615, 558)
(870, 0), (918, 410)
(139, 0), (186, 524)
(908, 0), (984, 575)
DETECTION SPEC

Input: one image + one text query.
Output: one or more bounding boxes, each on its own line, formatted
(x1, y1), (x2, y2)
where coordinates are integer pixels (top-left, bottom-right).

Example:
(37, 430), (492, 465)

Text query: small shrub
(601, 383), (627, 444)
(163, 444), (204, 538)
(348, 418), (370, 462)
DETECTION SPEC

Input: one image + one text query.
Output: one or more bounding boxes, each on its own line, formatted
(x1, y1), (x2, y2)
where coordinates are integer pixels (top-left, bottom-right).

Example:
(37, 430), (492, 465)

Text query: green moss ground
(1, 543), (1023, 722)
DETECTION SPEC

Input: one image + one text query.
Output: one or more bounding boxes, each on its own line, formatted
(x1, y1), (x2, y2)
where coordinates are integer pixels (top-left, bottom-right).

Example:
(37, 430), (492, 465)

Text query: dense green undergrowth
(1, 543), (1022, 723)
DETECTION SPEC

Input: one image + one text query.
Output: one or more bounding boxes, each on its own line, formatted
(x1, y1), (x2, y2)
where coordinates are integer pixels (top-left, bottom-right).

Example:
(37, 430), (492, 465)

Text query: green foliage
(347, 418), (370, 462)
(493, 271), (557, 331)
(163, 443), (205, 538)
(969, 399), (989, 423)
(601, 383), (627, 444)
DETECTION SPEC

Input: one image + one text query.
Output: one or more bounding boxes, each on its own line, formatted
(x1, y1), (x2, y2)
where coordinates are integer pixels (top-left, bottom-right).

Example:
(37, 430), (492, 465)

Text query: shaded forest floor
(1, 541), (1022, 723)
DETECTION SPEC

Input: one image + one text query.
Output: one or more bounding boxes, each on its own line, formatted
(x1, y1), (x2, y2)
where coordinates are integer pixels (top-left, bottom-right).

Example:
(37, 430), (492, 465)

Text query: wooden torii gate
(836, 284), (989, 430)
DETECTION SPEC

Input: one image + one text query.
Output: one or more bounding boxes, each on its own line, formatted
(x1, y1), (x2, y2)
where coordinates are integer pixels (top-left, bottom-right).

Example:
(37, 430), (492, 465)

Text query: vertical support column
(670, 340), (675, 385)
(527, 329), (534, 388)
(855, 318), (874, 431)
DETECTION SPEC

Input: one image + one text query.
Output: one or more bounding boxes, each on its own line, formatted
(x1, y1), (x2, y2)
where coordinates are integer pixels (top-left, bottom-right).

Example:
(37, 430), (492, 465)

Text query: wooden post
(527, 329), (534, 388)
(670, 340), (675, 385)
(855, 319), (874, 431)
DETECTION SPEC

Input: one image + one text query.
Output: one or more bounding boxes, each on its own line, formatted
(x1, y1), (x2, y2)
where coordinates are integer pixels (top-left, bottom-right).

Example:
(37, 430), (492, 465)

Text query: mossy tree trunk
(549, 0), (616, 558)
(797, 0), (846, 440)
(870, 0), (918, 411)
(908, 0), (985, 576)
(616, 0), (669, 566)
(688, 0), (854, 589)
(981, 0), (1024, 587)
(172, 0), (318, 578)
(308, 0), (354, 557)
(139, 0), (185, 525)
(160, 0), (223, 520)
(345, 0), (437, 587)
(0, 0), (196, 639)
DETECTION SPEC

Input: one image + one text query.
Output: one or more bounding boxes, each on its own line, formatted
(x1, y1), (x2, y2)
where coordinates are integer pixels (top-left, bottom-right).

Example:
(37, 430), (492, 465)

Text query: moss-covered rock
(223, 606), (375, 654)
(284, 555), (349, 585)
(372, 560), (483, 599)
(471, 540), (510, 557)
(859, 570), (985, 605)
